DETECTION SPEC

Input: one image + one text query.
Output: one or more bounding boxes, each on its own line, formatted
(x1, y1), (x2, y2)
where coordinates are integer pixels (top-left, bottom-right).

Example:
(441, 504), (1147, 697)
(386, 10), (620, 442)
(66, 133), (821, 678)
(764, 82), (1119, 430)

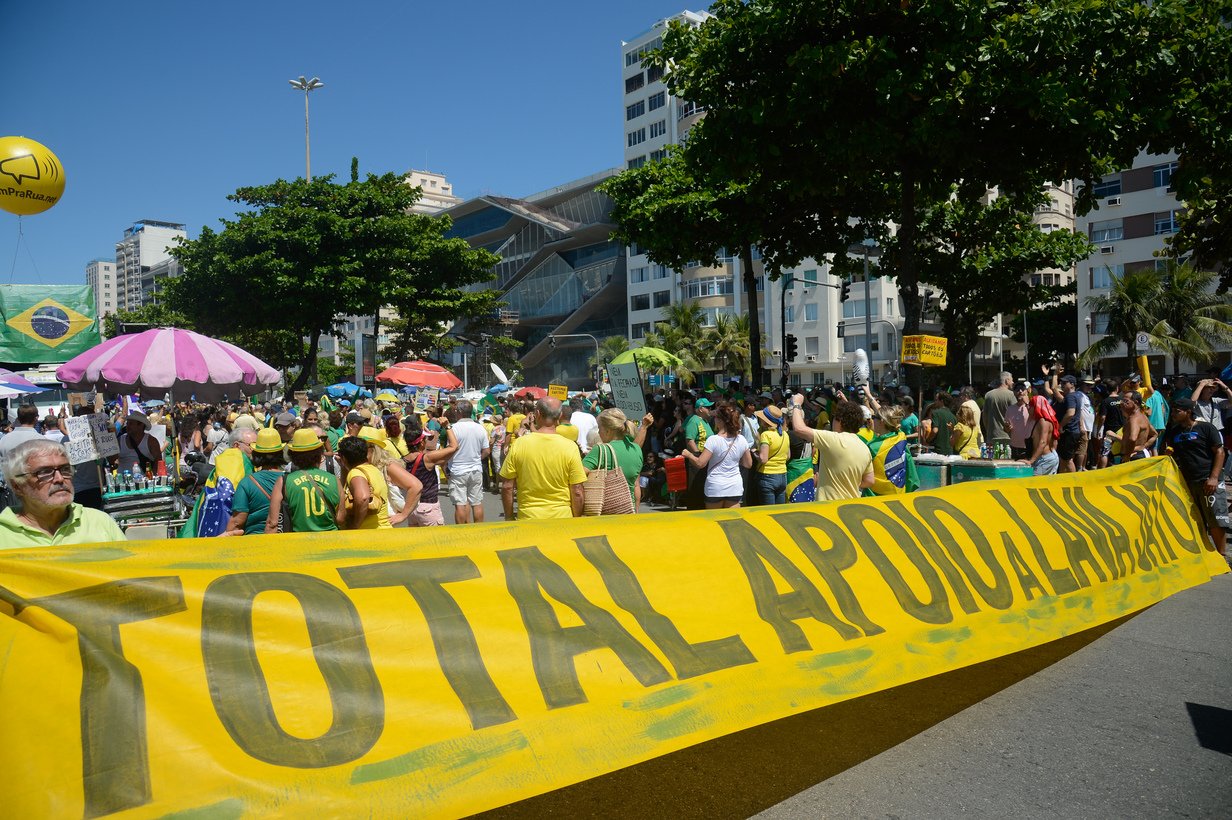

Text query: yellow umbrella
(374, 390), (400, 402)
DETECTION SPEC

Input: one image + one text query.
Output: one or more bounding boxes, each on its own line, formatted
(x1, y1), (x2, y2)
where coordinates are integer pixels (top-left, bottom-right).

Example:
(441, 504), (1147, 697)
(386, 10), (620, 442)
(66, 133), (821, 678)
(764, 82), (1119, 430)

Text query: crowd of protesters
(0, 361), (1228, 563)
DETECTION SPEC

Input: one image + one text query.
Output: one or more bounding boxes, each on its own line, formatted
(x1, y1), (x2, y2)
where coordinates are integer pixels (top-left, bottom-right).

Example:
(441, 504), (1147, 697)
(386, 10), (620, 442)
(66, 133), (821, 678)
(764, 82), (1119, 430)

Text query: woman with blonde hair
(951, 403), (982, 459)
(582, 407), (651, 509)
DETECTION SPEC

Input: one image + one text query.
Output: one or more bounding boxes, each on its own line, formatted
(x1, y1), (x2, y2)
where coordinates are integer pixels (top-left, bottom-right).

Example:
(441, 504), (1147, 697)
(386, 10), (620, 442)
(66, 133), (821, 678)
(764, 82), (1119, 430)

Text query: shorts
(1077, 431), (1089, 459)
(410, 501), (445, 526)
(1187, 481), (1230, 531)
(449, 470), (484, 505)
(1033, 451), (1059, 476)
(1057, 430), (1081, 461)
(706, 494), (744, 504)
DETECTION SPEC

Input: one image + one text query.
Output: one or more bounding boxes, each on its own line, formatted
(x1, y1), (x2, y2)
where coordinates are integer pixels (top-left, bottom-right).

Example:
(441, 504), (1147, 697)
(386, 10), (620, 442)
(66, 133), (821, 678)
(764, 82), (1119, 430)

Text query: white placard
(89, 414), (120, 459)
(64, 416), (100, 465)
(607, 361), (646, 420)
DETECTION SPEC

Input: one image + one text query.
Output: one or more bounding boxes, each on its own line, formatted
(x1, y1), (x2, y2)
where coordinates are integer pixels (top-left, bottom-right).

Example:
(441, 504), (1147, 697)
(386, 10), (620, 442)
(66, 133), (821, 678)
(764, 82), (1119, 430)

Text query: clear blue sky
(2, 1), (701, 286)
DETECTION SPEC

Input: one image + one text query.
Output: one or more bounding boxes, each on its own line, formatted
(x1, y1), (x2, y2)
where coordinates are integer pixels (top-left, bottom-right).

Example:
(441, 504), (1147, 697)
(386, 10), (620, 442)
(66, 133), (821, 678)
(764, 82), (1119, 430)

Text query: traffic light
(840, 281), (851, 302)
(785, 333), (799, 362)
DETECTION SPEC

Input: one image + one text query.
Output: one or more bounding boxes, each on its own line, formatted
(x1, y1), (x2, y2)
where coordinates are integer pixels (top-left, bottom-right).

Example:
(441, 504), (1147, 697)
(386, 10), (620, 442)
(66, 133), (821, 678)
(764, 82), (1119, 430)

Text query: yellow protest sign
(548, 383), (569, 400)
(901, 334), (948, 366)
(0, 459), (1223, 818)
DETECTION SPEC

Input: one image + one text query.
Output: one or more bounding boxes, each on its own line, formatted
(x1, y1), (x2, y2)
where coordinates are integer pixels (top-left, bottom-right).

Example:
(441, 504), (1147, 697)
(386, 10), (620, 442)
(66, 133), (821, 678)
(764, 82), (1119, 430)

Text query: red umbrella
(376, 360), (462, 389)
(514, 386), (548, 399)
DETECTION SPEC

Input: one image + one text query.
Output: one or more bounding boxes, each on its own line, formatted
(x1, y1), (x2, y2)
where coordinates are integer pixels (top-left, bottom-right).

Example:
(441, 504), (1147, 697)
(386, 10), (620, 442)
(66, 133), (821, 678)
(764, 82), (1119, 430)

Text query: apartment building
(113, 220), (186, 311)
(1076, 151), (1181, 374)
(85, 259), (117, 319)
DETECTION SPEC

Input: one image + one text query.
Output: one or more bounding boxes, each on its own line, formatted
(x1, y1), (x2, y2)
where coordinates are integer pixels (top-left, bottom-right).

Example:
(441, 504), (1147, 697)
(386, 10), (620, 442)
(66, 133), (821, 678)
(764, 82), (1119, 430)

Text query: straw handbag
(583, 443), (634, 516)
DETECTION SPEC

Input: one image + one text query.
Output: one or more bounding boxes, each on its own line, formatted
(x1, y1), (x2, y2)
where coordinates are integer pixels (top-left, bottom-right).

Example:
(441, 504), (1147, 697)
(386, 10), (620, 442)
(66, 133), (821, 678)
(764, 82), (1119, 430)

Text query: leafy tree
(901, 188), (1091, 384)
(1006, 302), (1080, 376)
(102, 303), (188, 339)
(313, 350), (356, 388)
(168, 172), (499, 392)
(600, 150), (769, 384)
(643, 0), (1228, 380)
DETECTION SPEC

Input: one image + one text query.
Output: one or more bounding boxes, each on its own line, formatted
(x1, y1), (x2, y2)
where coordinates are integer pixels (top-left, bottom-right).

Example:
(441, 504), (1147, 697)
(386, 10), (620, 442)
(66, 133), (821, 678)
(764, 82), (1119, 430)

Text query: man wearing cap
(681, 397), (714, 510)
(274, 412), (297, 442)
(448, 400), (490, 524)
(1163, 398), (1228, 558)
(1055, 376), (1083, 472)
(115, 411), (164, 476)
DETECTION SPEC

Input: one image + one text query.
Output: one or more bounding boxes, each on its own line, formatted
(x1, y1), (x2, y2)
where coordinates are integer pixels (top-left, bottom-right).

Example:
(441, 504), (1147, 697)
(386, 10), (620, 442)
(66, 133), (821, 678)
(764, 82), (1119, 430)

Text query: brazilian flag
(0, 284), (101, 362)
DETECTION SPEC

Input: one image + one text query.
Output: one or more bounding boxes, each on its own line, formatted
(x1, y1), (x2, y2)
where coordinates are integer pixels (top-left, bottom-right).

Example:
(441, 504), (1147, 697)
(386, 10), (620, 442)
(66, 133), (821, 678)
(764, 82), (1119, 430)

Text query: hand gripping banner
(0, 458), (1225, 818)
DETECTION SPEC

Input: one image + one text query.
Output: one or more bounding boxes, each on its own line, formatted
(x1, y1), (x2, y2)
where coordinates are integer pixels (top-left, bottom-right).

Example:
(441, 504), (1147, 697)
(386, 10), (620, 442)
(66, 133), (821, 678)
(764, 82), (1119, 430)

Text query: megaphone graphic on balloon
(0, 153), (40, 186)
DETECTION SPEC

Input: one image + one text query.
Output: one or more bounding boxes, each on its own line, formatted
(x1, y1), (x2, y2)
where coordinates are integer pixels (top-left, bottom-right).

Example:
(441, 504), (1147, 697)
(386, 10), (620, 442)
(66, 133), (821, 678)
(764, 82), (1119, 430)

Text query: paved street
(481, 570), (1232, 820)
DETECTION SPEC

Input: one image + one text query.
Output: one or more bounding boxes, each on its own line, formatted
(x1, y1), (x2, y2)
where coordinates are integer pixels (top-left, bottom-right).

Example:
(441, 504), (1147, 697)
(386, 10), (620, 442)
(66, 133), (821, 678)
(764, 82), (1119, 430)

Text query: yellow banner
(901, 334), (948, 366)
(0, 459), (1224, 818)
(548, 383), (569, 400)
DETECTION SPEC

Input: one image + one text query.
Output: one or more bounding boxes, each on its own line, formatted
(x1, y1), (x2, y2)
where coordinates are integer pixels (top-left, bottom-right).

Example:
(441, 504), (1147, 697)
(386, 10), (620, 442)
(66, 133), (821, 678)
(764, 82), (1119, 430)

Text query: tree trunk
(741, 244), (764, 388)
(897, 172), (921, 393)
(290, 327), (322, 394)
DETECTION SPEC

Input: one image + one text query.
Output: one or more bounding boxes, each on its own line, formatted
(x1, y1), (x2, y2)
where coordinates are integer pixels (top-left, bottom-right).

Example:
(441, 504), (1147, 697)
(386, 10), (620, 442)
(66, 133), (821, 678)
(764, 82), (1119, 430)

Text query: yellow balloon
(0, 136), (66, 216)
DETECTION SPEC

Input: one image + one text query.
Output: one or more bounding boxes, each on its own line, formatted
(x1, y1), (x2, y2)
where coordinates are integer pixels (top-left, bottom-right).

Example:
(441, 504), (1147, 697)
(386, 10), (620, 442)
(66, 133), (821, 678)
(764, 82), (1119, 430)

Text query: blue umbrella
(326, 381), (373, 399)
(487, 383), (509, 394)
(400, 384), (419, 394)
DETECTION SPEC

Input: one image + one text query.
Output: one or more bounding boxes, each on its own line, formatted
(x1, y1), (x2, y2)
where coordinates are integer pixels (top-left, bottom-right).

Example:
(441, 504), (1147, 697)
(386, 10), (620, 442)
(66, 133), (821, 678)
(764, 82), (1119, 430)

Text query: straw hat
(753, 405), (784, 428)
(289, 428), (324, 452)
(252, 428), (284, 453)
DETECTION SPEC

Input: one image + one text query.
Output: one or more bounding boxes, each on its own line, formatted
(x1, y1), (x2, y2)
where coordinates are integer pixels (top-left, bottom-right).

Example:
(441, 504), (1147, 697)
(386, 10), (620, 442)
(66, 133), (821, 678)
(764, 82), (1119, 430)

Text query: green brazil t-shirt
(284, 468), (341, 532)
(684, 414), (713, 450)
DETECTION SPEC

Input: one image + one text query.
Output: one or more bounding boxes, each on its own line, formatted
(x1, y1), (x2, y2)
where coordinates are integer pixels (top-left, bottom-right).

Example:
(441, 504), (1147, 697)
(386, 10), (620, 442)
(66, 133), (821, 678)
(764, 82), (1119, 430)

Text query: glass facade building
(443, 170), (627, 389)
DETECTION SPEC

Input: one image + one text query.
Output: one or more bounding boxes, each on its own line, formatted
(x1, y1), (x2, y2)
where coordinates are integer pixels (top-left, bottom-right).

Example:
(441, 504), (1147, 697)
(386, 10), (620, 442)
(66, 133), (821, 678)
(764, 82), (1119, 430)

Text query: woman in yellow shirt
(336, 436), (392, 529)
(754, 405), (790, 505)
(951, 404), (983, 459)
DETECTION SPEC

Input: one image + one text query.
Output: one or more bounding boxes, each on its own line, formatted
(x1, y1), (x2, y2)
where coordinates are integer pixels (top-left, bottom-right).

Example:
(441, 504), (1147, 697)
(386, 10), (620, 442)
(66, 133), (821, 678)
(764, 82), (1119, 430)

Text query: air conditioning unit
(806, 354), (818, 362)
(1099, 246), (1115, 255)
(1106, 196), (1122, 206)
(772, 349), (782, 358)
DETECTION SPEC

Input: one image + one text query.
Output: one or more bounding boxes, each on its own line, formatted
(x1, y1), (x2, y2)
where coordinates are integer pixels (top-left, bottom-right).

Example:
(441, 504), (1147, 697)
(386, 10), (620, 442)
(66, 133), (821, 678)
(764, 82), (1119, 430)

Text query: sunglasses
(20, 464), (74, 483)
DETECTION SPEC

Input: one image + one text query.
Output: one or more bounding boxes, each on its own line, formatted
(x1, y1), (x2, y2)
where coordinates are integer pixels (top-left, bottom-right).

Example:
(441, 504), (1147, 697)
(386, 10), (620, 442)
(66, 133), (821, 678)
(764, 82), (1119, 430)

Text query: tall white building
(114, 220), (187, 310)
(1076, 150), (1181, 374)
(85, 259), (117, 319)
(622, 11), (745, 343)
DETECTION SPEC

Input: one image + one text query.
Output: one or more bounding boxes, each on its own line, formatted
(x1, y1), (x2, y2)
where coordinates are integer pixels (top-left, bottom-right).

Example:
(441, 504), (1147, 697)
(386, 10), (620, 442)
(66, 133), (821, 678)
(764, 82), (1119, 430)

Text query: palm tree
(1078, 264), (1230, 373)
(1156, 261), (1232, 374)
(706, 312), (751, 379)
(589, 335), (629, 369)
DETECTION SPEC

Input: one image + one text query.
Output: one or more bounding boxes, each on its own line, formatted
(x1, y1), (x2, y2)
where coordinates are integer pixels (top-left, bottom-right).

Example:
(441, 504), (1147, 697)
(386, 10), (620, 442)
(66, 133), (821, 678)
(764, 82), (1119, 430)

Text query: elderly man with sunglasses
(0, 439), (124, 548)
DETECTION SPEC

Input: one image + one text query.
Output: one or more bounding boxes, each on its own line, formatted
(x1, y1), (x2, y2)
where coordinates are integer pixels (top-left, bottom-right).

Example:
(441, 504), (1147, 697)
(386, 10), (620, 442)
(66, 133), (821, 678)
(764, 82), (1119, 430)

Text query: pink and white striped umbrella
(56, 327), (281, 401)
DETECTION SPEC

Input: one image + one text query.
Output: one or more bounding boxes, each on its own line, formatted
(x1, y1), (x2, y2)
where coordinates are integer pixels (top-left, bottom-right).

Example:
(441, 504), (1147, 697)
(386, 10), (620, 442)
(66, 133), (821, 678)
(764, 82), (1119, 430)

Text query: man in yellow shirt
(500, 398), (587, 519)
(788, 393), (874, 501)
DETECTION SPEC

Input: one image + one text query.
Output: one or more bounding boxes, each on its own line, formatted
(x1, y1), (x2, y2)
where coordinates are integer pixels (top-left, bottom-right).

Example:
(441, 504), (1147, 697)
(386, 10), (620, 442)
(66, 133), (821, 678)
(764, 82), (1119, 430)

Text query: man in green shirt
(681, 397), (715, 510)
(0, 439), (124, 549)
(928, 393), (959, 455)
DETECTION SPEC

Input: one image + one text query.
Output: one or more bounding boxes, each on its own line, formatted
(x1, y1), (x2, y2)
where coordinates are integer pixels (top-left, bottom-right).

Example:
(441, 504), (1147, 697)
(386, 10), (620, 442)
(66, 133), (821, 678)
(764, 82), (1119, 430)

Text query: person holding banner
(0, 439), (124, 548)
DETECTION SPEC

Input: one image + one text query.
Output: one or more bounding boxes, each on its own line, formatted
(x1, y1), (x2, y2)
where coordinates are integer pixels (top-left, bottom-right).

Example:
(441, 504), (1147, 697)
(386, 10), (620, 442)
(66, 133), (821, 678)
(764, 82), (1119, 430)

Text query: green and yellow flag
(0, 284), (101, 362)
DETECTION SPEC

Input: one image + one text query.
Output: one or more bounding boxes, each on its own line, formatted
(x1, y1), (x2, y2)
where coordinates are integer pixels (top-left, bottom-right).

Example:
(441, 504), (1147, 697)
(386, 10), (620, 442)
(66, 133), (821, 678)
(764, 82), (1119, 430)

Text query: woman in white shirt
(683, 401), (752, 509)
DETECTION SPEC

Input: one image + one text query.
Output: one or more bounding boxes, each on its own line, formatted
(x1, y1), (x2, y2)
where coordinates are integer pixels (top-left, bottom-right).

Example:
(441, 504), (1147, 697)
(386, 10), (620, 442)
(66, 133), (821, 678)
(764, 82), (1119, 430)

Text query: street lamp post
(548, 333), (602, 388)
(288, 76), (324, 180)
